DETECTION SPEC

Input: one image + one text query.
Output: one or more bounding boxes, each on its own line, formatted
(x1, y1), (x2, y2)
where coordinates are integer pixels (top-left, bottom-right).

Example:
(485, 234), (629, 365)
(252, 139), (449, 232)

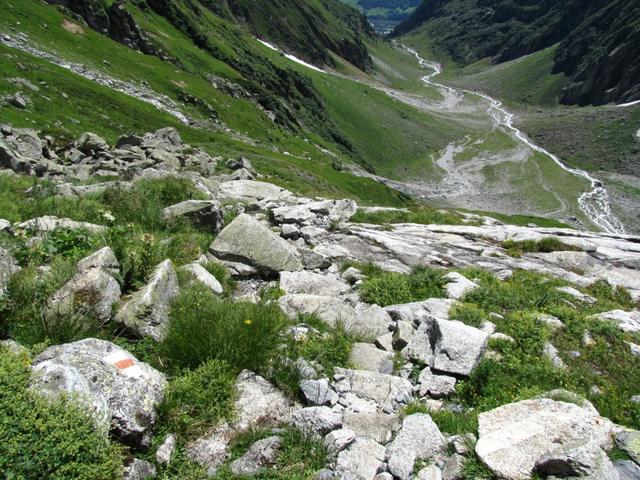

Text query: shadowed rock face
(393, 0), (640, 106)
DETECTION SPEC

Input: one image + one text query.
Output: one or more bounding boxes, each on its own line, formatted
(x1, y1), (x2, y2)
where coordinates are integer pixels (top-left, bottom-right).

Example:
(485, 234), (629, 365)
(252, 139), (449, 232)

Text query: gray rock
(217, 180), (296, 205)
(226, 156), (255, 172)
(375, 332), (395, 352)
(76, 132), (109, 154)
(181, 263), (224, 294)
(343, 411), (400, 444)
(31, 338), (167, 449)
(280, 271), (350, 296)
(350, 343), (394, 374)
(442, 454), (464, 480)
(324, 427), (356, 456)
(385, 299), (455, 325)
(534, 440), (620, 479)
(300, 378), (339, 406)
(386, 413), (446, 480)
(615, 459), (640, 480)
(123, 459), (157, 480)
(392, 320), (415, 350)
(292, 406), (342, 436)
(448, 433), (476, 455)
(616, 430), (640, 464)
(428, 318), (488, 377)
(557, 286), (598, 305)
(335, 438), (386, 480)
(47, 265), (121, 323)
(315, 468), (336, 480)
(475, 398), (616, 480)
(538, 314), (564, 331)
(272, 199), (357, 225)
(162, 200), (223, 231)
(230, 436), (282, 476)
(334, 368), (413, 413)
(0, 339), (29, 357)
(543, 343), (568, 370)
(17, 215), (107, 234)
(156, 433), (176, 466)
(0, 247), (20, 295)
(281, 223), (300, 239)
(592, 310), (640, 333)
(188, 371), (296, 470)
(210, 214), (302, 274)
(444, 272), (478, 300)
(7, 92), (28, 109)
(0, 218), (13, 233)
(374, 474), (393, 480)
(77, 247), (119, 276)
(418, 369), (457, 399)
(115, 260), (179, 341)
(627, 341), (640, 357)
(418, 465), (443, 480)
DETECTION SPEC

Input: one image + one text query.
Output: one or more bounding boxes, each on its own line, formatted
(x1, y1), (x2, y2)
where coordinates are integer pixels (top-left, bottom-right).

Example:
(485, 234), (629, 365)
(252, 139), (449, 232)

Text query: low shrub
(502, 237), (581, 257)
(101, 178), (204, 231)
(449, 302), (487, 328)
(350, 206), (466, 226)
(272, 315), (357, 395)
(158, 360), (236, 439)
(202, 261), (236, 293)
(0, 348), (123, 479)
(359, 265), (447, 307)
(214, 428), (327, 479)
(163, 283), (290, 372)
(13, 228), (98, 266)
(0, 259), (97, 346)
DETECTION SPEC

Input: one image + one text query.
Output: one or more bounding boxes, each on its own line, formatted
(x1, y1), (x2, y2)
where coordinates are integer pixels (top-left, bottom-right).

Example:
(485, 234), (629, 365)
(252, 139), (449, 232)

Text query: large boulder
(291, 406), (343, 436)
(0, 247), (20, 295)
(271, 199), (358, 225)
(31, 338), (167, 449)
(534, 440), (621, 479)
(426, 318), (488, 377)
(278, 294), (391, 336)
(47, 247), (121, 323)
(334, 368), (413, 413)
(115, 260), (178, 341)
(161, 200), (222, 231)
(444, 272), (478, 300)
(230, 436), (282, 476)
(17, 215), (107, 234)
(279, 271), (351, 296)
(217, 180), (296, 205)
(386, 414), (446, 480)
(335, 438), (386, 480)
(209, 214), (302, 275)
(349, 343), (394, 374)
(76, 132), (110, 154)
(475, 398), (617, 480)
(181, 263), (224, 294)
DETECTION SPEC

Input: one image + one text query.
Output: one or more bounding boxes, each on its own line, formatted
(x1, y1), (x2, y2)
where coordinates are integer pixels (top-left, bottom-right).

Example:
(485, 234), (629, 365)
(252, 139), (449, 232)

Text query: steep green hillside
(393, 0), (640, 106)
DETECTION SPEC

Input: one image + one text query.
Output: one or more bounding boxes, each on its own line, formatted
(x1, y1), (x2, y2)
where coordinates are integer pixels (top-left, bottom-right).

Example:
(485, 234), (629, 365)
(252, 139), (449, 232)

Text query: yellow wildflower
(244, 319), (252, 326)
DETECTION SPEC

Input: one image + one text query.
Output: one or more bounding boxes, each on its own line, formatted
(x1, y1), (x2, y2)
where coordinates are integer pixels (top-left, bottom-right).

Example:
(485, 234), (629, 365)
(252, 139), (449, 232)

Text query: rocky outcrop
(31, 338), (167, 449)
(210, 214), (303, 275)
(475, 398), (617, 480)
(115, 260), (179, 341)
(47, 247), (121, 323)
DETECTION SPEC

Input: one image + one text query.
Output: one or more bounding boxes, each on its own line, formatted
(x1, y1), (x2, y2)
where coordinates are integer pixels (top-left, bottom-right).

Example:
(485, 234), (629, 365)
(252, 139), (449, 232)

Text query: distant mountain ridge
(392, 0), (640, 106)
(341, 0), (421, 33)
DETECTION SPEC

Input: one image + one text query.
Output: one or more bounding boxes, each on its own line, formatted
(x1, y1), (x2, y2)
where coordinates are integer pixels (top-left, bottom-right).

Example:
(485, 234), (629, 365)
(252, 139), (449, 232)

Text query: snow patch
(617, 99), (640, 108)
(256, 38), (325, 74)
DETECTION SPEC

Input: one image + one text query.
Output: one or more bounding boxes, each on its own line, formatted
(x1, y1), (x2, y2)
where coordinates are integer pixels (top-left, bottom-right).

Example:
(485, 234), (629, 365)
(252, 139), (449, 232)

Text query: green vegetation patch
(502, 237), (582, 257)
(163, 283), (290, 372)
(0, 347), (123, 480)
(351, 206), (467, 226)
(359, 265), (448, 306)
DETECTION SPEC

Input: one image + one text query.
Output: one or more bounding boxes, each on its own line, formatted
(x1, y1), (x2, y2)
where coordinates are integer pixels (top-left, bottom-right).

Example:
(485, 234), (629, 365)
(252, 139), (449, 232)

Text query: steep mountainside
(393, 0), (640, 106)
(48, 0), (374, 70)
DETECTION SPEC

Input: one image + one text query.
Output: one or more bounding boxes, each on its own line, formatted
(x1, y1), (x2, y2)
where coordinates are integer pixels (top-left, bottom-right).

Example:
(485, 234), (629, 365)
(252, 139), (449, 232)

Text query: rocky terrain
(1, 125), (639, 479)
